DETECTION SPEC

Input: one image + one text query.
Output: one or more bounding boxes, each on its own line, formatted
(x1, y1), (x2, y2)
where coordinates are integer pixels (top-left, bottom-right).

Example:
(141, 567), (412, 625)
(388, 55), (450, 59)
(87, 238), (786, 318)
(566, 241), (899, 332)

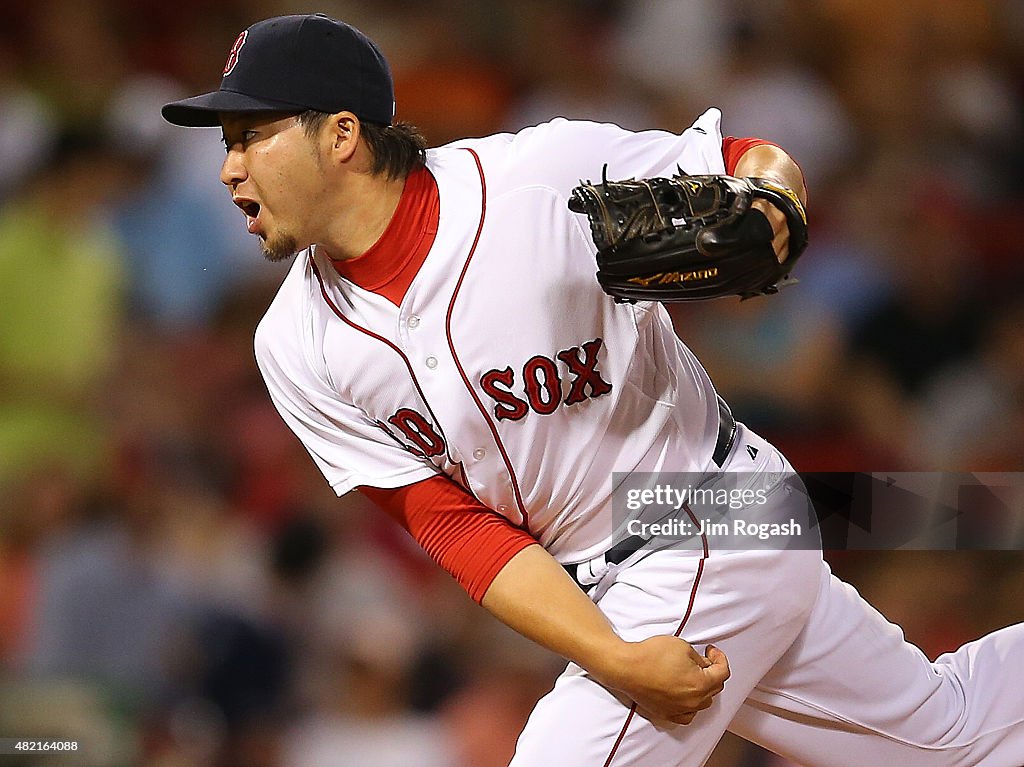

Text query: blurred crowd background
(1, 0), (1023, 765)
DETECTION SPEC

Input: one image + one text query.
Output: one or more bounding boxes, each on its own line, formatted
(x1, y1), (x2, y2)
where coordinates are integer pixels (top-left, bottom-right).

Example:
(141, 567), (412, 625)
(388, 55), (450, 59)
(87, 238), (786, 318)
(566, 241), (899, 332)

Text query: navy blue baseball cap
(162, 14), (395, 127)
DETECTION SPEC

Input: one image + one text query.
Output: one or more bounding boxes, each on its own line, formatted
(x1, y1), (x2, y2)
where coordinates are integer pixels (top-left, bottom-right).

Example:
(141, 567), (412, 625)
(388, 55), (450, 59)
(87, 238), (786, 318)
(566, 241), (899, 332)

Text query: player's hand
(598, 636), (730, 725)
(751, 198), (790, 263)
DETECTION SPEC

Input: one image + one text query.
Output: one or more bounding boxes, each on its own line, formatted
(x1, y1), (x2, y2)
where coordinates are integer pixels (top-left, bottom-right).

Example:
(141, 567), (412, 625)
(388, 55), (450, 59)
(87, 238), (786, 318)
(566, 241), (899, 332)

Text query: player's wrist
(582, 637), (638, 689)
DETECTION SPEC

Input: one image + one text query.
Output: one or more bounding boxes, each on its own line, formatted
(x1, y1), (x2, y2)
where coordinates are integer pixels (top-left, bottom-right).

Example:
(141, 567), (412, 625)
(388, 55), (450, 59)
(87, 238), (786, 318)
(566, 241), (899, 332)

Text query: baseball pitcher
(163, 14), (1024, 766)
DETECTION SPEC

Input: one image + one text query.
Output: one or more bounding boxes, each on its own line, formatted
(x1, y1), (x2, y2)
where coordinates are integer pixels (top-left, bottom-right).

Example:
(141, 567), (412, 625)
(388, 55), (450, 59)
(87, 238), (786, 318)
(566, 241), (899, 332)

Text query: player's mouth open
(233, 198), (263, 234)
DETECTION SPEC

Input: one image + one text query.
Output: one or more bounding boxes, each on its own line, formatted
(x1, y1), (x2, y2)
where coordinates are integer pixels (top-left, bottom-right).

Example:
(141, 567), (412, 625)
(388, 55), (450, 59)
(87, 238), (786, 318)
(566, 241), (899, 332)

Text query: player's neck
(316, 170), (406, 262)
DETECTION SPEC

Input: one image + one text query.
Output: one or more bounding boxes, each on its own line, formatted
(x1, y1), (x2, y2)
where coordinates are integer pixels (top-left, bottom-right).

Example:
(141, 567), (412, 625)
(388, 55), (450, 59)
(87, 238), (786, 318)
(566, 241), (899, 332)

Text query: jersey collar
(329, 165), (440, 307)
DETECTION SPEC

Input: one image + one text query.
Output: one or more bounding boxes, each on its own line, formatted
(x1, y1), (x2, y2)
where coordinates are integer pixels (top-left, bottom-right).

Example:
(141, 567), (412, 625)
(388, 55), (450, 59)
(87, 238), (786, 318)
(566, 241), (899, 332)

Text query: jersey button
(497, 504), (511, 513)
(425, 356), (438, 369)
(472, 448), (486, 460)
(407, 315), (421, 329)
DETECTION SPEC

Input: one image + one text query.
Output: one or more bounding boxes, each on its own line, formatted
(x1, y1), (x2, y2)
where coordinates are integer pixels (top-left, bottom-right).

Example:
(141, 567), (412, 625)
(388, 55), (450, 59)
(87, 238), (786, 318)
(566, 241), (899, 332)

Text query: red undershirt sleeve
(722, 136), (808, 200)
(722, 136), (780, 175)
(359, 476), (538, 604)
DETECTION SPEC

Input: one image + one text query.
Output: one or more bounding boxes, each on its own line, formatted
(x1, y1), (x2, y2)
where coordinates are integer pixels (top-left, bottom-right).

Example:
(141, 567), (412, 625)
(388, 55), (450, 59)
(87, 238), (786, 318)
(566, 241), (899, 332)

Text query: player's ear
(326, 111), (360, 163)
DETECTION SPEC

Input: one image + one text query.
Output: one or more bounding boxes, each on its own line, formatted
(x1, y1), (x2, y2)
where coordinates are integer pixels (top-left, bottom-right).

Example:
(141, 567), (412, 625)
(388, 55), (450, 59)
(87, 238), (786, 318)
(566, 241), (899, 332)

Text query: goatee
(261, 233), (299, 263)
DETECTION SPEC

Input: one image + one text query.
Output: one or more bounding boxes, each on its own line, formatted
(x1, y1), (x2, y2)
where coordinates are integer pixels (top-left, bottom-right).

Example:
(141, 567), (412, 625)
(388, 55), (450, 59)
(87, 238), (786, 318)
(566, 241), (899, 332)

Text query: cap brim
(161, 89), (313, 127)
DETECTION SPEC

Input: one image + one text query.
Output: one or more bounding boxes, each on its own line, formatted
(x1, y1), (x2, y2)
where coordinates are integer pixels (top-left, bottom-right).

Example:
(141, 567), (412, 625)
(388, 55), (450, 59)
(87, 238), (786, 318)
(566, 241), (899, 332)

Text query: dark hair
(296, 110), (427, 180)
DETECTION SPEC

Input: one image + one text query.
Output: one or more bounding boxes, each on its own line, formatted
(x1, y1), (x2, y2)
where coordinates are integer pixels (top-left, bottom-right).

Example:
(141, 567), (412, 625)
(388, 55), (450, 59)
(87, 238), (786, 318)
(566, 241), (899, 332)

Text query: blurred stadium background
(1, 0), (1022, 765)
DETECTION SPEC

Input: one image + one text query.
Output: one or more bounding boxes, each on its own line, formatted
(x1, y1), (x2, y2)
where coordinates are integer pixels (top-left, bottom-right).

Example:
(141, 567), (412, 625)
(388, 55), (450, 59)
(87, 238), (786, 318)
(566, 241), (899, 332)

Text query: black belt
(711, 395), (737, 469)
(563, 396), (736, 590)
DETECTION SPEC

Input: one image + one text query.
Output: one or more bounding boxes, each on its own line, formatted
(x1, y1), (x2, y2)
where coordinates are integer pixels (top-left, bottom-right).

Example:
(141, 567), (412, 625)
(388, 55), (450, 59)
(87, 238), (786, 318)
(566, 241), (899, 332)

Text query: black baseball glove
(568, 169), (808, 302)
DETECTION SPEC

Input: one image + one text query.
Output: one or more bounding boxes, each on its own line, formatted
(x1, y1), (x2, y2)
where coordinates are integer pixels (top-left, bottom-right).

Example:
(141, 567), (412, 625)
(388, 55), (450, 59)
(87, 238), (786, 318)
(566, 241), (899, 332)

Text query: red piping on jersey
(445, 147), (531, 530)
(603, 507), (709, 767)
(310, 258), (457, 467)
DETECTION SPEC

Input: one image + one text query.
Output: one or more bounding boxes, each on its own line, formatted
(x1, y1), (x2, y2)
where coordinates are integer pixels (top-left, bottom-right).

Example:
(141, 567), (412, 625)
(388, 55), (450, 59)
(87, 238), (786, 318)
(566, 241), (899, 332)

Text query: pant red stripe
(603, 509), (710, 766)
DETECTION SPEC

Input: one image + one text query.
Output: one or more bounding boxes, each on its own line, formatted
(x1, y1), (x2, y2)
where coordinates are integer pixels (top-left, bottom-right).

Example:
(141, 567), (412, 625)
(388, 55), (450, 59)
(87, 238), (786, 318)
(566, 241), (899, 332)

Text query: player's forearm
(480, 544), (729, 724)
(732, 144), (808, 263)
(481, 544), (630, 680)
(733, 144), (807, 206)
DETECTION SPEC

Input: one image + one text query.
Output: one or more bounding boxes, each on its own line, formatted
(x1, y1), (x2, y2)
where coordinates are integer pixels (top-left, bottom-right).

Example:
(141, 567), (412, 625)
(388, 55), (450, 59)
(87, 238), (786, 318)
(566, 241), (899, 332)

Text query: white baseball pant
(510, 425), (1024, 767)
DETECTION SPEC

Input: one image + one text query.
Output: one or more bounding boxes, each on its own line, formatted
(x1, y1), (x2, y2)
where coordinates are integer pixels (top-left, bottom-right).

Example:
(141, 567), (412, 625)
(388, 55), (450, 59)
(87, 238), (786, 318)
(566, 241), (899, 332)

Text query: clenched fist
(593, 636), (731, 725)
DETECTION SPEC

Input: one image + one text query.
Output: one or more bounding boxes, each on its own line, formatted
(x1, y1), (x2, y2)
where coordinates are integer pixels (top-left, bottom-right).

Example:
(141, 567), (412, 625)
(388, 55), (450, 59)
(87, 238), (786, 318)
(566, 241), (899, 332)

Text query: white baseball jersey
(254, 108), (1024, 767)
(255, 108), (729, 564)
